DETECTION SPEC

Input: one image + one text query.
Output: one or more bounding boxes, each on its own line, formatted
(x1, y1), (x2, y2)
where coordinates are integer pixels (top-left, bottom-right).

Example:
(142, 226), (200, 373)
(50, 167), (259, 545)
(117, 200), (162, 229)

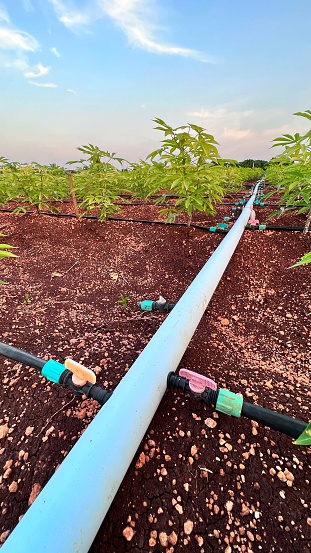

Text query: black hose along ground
(0, 341), (308, 442)
(0, 208), (308, 233)
(0, 180), (310, 445)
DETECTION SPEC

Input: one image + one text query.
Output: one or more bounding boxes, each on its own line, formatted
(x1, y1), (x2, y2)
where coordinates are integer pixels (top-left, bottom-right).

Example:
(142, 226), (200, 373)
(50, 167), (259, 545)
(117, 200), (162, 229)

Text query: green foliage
(117, 293), (129, 310)
(239, 159), (268, 169)
(0, 234), (17, 259)
(266, 109), (311, 265)
(0, 233), (17, 284)
(0, 161), (69, 210)
(66, 145), (129, 221)
(146, 118), (224, 225)
(294, 421), (311, 446)
(68, 144), (126, 168)
(290, 251), (311, 267)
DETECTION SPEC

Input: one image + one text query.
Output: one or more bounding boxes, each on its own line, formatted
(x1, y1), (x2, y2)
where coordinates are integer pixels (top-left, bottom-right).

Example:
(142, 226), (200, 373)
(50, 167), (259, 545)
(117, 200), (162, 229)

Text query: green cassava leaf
(294, 421), (311, 445)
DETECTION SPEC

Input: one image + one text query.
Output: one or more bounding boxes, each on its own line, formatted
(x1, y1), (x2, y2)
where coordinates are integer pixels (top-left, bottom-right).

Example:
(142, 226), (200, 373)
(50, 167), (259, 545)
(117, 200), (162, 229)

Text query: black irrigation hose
(0, 341), (45, 370)
(241, 402), (307, 439)
(0, 208), (309, 232)
(168, 373), (308, 440)
(1, 341), (308, 441)
(0, 342), (112, 406)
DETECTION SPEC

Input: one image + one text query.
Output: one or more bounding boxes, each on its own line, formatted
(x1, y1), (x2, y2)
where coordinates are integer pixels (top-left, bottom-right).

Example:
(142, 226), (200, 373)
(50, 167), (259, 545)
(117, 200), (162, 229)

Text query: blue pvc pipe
(1, 182), (260, 553)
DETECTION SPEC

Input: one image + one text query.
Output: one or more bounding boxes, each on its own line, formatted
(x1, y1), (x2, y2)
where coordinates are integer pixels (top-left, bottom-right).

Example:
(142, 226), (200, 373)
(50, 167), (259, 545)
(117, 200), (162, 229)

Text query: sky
(0, 0), (311, 166)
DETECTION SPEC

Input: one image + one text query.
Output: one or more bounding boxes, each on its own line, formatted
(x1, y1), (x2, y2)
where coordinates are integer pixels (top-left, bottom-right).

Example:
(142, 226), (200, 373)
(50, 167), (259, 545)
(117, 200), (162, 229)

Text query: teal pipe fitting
(41, 359), (66, 384)
(216, 388), (243, 417)
(223, 217), (231, 221)
(140, 300), (154, 311)
(209, 226), (217, 232)
(259, 224), (266, 230)
(259, 202), (265, 206)
(217, 223), (229, 229)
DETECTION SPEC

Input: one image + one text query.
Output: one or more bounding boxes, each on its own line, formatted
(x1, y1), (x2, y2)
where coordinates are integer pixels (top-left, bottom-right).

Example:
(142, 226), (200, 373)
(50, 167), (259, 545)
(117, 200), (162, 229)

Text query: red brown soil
(0, 193), (311, 552)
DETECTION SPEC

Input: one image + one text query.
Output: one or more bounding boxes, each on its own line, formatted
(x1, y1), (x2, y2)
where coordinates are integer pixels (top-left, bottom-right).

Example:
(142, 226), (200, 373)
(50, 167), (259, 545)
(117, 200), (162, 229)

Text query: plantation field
(0, 189), (310, 553)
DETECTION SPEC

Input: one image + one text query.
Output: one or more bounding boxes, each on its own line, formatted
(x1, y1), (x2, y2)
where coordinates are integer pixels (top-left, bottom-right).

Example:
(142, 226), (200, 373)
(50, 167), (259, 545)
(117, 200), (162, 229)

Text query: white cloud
(222, 128), (253, 140)
(0, 26), (38, 51)
(48, 0), (215, 61)
(187, 107), (253, 120)
(0, 5), (9, 23)
(0, 19), (39, 75)
(51, 46), (61, 57)
(98, 0), (214, 61)
(67, 88), (77, 94)
(24, 63), (50, 78)
(28, 80), (58, 88)
(0, 53), (28, 70)
(48, 0), (93, 28)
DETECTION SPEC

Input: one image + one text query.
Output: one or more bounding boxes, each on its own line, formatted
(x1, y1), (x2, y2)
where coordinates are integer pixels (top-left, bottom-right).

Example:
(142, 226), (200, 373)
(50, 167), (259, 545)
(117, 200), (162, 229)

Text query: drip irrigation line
(0, 207), (308, 232)
(0, 341), (308, 443)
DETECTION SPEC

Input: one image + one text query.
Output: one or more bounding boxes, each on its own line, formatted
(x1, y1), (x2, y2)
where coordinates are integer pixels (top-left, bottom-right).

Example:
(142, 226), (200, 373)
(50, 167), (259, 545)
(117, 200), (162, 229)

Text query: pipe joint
(216, 388), (243, 417)
(59, 370), (112, 405)
(140, 296), (176, 313)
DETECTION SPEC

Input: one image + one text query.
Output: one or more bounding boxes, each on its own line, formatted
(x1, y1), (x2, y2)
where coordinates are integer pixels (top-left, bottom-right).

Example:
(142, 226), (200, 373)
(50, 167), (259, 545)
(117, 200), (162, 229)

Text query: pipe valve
(140, 295), (176, 313)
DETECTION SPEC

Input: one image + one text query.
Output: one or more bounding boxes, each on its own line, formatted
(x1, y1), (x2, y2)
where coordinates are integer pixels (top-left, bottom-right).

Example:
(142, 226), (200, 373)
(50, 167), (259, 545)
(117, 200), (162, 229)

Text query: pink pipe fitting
(179, 368), (217, 393)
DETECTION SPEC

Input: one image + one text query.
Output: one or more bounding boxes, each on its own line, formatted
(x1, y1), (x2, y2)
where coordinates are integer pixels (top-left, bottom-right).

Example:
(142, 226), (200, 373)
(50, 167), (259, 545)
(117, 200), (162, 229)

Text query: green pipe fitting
(41, 359), (66, 384)
(216, 388), (243, 417)
(140, 300), (154, 311)
(209, 226), (217, 232)
(217, 223), (229, 229)
(259, 224), (266, 230)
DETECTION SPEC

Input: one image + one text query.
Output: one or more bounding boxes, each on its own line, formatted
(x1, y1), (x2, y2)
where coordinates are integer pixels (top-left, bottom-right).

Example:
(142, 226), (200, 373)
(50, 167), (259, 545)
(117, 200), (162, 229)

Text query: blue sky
(1, 0), (311, 165)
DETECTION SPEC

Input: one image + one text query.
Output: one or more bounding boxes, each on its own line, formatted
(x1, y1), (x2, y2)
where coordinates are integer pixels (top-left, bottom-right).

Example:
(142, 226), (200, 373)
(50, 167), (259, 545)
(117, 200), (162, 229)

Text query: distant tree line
(239, 159), (268, 169)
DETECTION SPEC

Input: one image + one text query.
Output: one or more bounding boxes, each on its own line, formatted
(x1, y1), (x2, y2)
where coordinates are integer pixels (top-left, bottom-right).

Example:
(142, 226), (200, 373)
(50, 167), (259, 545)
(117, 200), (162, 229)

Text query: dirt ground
(0, 191), (310, 552)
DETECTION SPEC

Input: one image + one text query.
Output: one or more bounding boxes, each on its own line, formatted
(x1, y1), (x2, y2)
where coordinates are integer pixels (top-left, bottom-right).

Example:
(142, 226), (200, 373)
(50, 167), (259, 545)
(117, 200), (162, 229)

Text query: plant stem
(303, 208), (311, 234)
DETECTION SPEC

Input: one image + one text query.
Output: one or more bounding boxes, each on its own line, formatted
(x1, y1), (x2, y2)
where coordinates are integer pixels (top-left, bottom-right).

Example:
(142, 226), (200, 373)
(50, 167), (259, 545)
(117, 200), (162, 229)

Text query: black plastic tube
(0, 208), (309, 232)
(242, 402), (307, 439)
(0, 341), (45, 370)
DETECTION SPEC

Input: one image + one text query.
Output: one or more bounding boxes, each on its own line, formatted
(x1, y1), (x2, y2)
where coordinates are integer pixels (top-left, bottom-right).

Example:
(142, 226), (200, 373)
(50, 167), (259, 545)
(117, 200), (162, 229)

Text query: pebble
(159, 532), (168, 546)
(220, 318), (230, 326)
(8, 481), (18, 493)
(183, 520), (194, 535)
(195, 535), (204, 546)
(0, 425), (9, 439)
(205, 418), (217, 428)
(191, 445), (198, 456)
(247, 531), (255, 541)
(0, 531), (10, 543)
(25, 426), (34, 436)
(168, 531), (178, 545)
(28, 483), (42, 506)
(122, 526), (134, 541)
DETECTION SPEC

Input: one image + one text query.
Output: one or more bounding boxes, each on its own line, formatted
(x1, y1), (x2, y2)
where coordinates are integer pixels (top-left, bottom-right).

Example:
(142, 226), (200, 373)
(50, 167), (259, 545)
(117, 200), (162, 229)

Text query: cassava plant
(266, 109), (311, 266)
(266, 110), (311, 234)
(67, 145), (128, 221)
(146, 118), (224, 225)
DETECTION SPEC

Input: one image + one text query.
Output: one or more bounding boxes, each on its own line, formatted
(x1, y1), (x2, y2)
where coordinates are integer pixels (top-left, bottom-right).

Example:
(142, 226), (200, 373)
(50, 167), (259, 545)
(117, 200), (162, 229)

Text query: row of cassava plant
(265, 110), (311, 266)
(0, 120), (263, 223)
(0, 158), (69, 213)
